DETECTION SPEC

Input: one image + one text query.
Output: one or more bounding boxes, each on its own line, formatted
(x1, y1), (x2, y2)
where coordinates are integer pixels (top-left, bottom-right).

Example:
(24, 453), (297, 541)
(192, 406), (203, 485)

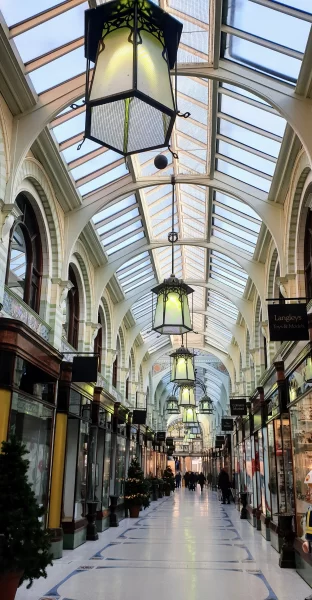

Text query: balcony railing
(2, 287), (51, 342)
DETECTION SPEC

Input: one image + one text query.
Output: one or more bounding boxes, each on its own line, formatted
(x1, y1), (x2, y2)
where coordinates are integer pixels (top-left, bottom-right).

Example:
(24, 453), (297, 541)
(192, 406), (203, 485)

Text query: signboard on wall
(215, 435), (224, 448)
(268, 303), (309, 341)
(156, 431), (166, 442)
(221, 418), (234, 432)
(72, 356), (98, 382)
(132, 410), (146, 424)
(166, 437), (174, 446)
(230, 398), (247, 416)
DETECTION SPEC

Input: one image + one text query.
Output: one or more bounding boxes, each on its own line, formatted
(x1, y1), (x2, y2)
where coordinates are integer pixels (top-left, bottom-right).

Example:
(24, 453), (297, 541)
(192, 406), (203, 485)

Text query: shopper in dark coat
(198, 472), (206, 492)
(189, 472), (196, 491)
(184, 472), (190, 489)
(218, 468), (230, 504)
(175, 472), (182, 488)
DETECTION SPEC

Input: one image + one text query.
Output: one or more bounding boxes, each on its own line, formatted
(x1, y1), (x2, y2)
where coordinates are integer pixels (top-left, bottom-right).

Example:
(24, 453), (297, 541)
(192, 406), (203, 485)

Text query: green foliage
(0, 436), (52, 589)
(163, 465), (175, 491)
(124, 458), (151, 509)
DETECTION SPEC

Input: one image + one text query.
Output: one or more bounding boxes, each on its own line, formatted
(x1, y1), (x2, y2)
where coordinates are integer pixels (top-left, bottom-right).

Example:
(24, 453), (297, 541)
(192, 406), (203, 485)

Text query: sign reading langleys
(268, 303), (309, 342)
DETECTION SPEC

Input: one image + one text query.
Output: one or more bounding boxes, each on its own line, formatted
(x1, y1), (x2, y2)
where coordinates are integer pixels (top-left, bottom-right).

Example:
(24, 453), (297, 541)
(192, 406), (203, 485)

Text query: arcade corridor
(16, 489), (311, 600)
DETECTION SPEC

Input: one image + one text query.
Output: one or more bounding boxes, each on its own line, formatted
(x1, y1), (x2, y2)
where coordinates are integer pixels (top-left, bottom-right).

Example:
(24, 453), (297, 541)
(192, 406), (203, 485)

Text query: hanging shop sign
(221, 418), (234, 432)
(132, 409), (146, 424)
(215, 435), (224, 448)
(268, 303), (309, 342)
(156, 431), (166, 442)
(166, 437), (174, 446)
(72, 356), (98, 382)
(230, 398), (247, 416)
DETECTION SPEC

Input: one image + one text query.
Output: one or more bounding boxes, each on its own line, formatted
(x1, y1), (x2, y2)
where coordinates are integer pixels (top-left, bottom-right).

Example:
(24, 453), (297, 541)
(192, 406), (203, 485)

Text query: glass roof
(2, 0), (311, 365)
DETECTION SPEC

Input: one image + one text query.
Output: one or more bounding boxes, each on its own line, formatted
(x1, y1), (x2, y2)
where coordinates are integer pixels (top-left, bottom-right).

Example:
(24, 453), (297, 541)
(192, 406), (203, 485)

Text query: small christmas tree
(0, 437), (52, 589)
(163, 465), (175, 492)
(124, 458), (151, 509)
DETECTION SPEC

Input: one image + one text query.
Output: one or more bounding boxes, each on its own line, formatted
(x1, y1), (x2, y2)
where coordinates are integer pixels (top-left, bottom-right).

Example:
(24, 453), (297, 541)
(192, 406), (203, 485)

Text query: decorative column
(106, 348), (117, 383)
(48, 362), (72, 558)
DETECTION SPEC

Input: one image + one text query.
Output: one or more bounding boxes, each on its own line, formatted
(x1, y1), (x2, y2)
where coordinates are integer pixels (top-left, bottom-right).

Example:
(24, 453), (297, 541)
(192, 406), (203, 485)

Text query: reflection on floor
(16, 489), (312, 600)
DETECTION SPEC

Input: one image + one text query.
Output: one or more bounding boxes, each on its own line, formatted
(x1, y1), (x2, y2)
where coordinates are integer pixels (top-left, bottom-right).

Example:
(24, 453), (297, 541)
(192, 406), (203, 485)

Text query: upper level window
(305, 210), (312, 300)
(94, 311), (103, 373)
(112, 355), (118, 388)
(6, 194), (42, 314)
(67, 266), (79, 349)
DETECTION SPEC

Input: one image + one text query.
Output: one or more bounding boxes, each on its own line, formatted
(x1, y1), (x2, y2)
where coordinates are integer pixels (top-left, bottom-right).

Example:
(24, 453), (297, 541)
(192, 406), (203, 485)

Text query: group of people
(183, 471), (206, 491)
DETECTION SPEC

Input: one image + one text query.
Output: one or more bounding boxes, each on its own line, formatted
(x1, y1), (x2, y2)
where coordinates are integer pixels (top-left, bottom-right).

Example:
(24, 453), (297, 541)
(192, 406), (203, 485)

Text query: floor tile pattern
(16, 489), (312, 600)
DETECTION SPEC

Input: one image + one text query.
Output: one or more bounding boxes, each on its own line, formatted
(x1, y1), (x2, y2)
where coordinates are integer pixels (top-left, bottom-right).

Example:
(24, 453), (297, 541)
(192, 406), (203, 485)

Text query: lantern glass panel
(90, 27), (133, 101)
(137, 31), (174, 109)
(153, 288), (192, 335)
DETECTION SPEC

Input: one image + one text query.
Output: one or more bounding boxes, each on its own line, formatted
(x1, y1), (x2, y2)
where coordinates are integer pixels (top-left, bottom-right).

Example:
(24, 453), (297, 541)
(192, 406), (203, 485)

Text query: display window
(102, 430), (111, 509)
(9, 392), (54, 520)
(258, 429), (266, 514)
(268, 421), (279, 523)
(115, 435), (126, 498)
(245, 437), (253, 504)
(290, 391), (312, 538)
(262, 427), (271, 517)
(253, 434), (260, 510)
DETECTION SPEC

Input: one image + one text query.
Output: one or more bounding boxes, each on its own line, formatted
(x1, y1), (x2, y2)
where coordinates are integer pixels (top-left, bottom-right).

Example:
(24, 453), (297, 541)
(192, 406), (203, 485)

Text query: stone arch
(68, 257), (87, 349)
(72, 239), (94, 323)
(0, 98), (10, 201)
(118, 325), (126, 369)
(267, 248), (279, 299)
(101, 292), (112, 350)
(286, 151), (311, 275)
(14, 158), (62, 279)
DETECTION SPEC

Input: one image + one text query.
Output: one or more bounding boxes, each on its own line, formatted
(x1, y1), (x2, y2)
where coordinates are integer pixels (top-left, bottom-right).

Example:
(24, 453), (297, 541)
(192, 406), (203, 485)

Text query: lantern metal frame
(84, 0), (183, 156)
(170, 343), (195, 385)
(178, 383), (196, 408)
(198, 394), (215, 415)
(181, 406), (198, 425)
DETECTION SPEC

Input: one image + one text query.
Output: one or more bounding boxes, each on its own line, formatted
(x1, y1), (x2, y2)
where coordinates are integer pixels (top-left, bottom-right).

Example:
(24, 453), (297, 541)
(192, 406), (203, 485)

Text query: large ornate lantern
(171, 344), (195, 384)
(181, 406), (198, 425)
(179, 384), (195, 408)
(198, 395), (214, 415)
(152, 177), (194, 335)
(166, 396), (180, 415)
(84, 0), (182, 156)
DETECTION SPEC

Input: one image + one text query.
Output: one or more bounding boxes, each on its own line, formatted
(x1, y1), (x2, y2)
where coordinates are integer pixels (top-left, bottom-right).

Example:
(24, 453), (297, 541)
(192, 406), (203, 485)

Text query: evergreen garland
(124, 458), (151, 509)
(0, 437), (53, 589)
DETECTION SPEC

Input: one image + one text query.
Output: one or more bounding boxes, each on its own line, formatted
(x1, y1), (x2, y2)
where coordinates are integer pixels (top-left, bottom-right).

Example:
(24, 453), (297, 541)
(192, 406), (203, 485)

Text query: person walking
(175, 472), (181, 489)
(184, 472), (190, 489)
(189, 472), (196, 491)
(218, 468), (231, 504)
(198, 472), (206, 492)
(207, 472), (213, 488)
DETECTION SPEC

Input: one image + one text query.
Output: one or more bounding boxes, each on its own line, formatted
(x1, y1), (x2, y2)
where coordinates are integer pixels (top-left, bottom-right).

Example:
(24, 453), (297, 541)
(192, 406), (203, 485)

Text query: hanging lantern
(166, 396), (180, 415)
(181, 406), (198, 425)
(152, 277), (194, 335)
(199, 395), (214, 414)
(170, 345), (195, 384)
(179, 384), (195, 408)
(84, 0), (182, 156)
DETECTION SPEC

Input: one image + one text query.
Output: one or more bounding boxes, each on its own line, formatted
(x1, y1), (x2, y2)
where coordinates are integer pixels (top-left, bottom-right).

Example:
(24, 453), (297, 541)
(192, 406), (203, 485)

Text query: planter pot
(129, 505), (141, 518)
(165, 489), (170, 497)
(0, 571), (23, 600)
(277, 513), (295, 568)
(239, 492), (248, 520)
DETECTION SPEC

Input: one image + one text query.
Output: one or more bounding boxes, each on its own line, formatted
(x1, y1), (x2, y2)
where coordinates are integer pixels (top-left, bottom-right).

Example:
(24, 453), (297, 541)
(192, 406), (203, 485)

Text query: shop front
(265, 362), (294, 553)
(0, 319), (62, 530)
(286, 349), (312, 586)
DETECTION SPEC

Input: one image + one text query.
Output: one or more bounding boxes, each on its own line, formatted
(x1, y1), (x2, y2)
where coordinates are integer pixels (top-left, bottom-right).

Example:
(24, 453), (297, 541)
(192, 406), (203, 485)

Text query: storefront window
(75, 420), (89, 516)
(258, 429), (266, 514)
(63, 418), (89, 521)
(281, 414), (295, 514)
(9, 393), (53, 518)
(252, 435), (259, 510)
(115, 436), (126, 498)
(245, 438), (253, 503)
(290, 392), (312, 538)
(274, 419), (287, 514)
(268, 421), (279, 523)
(102, 431), (111, 509)
(263, 427), (271, 517)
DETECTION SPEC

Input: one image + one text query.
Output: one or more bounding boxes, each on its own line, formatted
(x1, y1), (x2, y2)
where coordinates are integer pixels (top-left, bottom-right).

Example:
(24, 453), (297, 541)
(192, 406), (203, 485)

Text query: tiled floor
(16, 488), (312, 600)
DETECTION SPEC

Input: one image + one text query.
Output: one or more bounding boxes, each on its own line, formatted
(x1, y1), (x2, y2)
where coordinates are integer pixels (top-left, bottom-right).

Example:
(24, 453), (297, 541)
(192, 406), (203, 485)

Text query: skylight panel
(213, 228), (256, 254)
(213, 205), (261, 234)
(29, 46), (85, 94)
(12, 3), (87, 63)
(106, 232), (145, 256)
(221, 83), (270, 106)
(177, 97), (207, 124)
(178, 78), (208, 104)
(103, 221), (142, 247)
(214, 192), (261, 221)
(216, 159), (271, 192)
(97, 209), (140, 237)
(210, 270), (246, 293)
(62, 139), (100, 162)
(176, 16), (209, 55)
(219, 119), (281, 158)
(227, 0), (310, 52)
(117, 253), (150, 275)
(1, 0), (62, 26)
(176, 119), (207, 143)
(123, 274), (155, 294)
(220, 95), (286, 137)
(78, 164), (128, 196)
(71, 151), (121, 180)
(224, 36), (302, 83)
(218, 140), (275, 177)
(93, 196), (136, 224)
(53, 113), (86, 143)
(168, 0), (209, 24)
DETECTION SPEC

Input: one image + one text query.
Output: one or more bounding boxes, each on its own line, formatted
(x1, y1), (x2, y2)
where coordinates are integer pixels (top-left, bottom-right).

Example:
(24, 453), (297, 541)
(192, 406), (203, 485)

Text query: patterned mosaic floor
(16, 489), (312, 600)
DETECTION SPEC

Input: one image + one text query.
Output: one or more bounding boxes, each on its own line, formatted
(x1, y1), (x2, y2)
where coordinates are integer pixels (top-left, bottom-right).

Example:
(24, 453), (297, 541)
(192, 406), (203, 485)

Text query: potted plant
(0, 437), (53, 600)
(163, 466), (175, 496)
(158, 478), (164, 498)
(125, 459), (151, 518)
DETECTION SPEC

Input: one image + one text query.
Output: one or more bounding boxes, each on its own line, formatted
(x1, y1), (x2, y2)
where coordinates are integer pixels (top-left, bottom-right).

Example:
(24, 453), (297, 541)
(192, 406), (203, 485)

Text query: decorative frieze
(1, 287), (50, 341)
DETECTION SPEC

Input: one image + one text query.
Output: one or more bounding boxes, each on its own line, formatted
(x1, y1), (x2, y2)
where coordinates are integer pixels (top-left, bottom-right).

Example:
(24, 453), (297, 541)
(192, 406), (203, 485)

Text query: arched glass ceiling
(1, 0), (311, 363)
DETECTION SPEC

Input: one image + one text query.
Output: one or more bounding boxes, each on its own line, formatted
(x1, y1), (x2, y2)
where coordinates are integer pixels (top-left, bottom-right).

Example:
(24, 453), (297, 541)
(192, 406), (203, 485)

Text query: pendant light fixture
(170, 338), (195, 385)
(166, 396), (180, 415)
(198, 395), (214, 415)
(181, 406), (198, 425)
(179, 383), (196, 408)
(83, 0), (183, 156)
(152, 176), (194, 335)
